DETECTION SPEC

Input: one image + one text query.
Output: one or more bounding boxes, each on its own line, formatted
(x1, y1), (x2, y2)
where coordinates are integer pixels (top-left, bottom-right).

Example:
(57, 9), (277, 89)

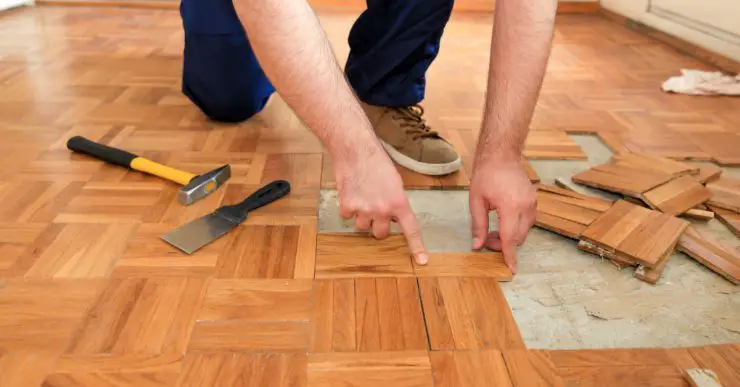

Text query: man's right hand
(334, 151), (429, 266)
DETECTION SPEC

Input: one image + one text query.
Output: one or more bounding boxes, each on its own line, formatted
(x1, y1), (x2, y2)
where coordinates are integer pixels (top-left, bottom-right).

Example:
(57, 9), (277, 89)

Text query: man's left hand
(469, 157), (536, 274)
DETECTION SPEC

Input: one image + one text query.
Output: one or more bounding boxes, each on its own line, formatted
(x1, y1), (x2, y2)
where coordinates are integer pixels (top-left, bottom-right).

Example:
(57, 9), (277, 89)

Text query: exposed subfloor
(319, 135), (740, 349)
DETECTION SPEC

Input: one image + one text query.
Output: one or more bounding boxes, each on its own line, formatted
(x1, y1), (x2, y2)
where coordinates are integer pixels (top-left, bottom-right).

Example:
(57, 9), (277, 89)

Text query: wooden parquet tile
(307, 352), (433, 387)
(1, 5), (740, 385)
(678, 226), (740, 285)
(418, 277), (524, 350)
(309, 278), (426, 353)
(315, 233), (414, 278)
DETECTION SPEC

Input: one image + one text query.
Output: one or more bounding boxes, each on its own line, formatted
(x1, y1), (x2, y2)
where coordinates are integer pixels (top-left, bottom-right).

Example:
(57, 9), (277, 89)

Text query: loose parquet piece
(176, 352), (307, 387)
(577, 240), (635, 269)
(418, 277), (524, 350)
(641, 175), (712, 215)
(215, 225), (301, 279)
(707, 177), (740, 213)
(430, 350), (513, 387)
(502, 350), (563, 387)
(0, 279), (105, 352)
(572, 163), (674, 198)
(708, 205), (740, 238)
(315, 233), (413, 278)
(66, 277), (207, 355)
(533, 184), (614, 239)
(684, 132), (740, 166)
(685, 369), (723, 387)
(307, 352), (433, 387)
(694, 165), (722, 184)
(581, 200), (689, 268)
(610, 153), (699, 177)
(634, 241), (676, 285)
(524, 159), (540, 183)
(678, 226), (740, 285)
(523, 131), (586, 160)
(682, 209), (714, 221)
(309, 278), (426, 353)
(413, 252), (513, 280)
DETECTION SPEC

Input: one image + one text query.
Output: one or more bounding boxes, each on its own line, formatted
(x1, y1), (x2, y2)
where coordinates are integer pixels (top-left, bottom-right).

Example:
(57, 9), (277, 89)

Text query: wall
(0, 0), (31, 11)
(601, 0), (740, 63)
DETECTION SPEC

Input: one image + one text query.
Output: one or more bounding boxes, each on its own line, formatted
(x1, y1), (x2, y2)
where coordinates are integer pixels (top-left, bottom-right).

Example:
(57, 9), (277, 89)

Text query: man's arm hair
(475, 0), (557, 165)
(232, 0), (383, 165)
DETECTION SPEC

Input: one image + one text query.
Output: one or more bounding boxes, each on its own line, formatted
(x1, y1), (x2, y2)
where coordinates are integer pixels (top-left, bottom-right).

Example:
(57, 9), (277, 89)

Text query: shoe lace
(390, 105), (439, 140)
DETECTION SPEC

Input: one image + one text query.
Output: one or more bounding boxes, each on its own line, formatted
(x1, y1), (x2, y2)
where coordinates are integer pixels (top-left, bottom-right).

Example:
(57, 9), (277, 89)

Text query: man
(179, 0), (556, 273)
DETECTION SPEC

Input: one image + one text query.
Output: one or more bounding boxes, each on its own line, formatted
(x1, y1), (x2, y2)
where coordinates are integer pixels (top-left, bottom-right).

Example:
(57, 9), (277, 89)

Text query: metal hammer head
(178, 164), (231, 205)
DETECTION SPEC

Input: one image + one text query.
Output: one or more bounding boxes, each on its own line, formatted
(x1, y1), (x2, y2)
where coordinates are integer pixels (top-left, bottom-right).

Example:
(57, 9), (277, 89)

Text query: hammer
(67, 136), (230, 205)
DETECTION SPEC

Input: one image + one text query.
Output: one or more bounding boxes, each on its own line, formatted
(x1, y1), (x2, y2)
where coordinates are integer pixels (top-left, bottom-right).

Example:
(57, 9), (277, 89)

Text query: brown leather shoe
(360, 102), (461, 176)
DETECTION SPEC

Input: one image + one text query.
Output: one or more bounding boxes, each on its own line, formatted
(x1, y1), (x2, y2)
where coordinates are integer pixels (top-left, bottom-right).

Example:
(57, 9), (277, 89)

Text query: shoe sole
(380, 140), (462, 176)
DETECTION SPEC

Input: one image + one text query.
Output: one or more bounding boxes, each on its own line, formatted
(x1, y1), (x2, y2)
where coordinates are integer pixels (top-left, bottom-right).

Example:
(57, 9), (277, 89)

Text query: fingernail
(416, 253), (429, 266)
(472, 237), (482, 249)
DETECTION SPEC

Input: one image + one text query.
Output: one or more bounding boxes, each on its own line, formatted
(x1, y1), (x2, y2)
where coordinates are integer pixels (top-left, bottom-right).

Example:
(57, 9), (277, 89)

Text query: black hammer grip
(67, 136), (138, 168)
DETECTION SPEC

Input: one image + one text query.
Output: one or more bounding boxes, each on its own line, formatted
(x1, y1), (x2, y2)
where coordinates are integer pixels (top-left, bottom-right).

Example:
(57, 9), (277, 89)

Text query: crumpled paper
(662, 69), (740, 96)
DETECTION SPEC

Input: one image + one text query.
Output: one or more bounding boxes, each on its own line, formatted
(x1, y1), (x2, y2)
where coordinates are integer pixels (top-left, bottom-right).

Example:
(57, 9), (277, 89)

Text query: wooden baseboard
(600, 8), (740, 74)
(36, 0), (600, 14)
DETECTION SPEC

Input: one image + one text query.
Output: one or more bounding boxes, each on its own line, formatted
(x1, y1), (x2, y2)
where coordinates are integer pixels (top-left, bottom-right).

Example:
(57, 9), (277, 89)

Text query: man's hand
(335, 151), (429, 266)
(469, 157), (535, 273)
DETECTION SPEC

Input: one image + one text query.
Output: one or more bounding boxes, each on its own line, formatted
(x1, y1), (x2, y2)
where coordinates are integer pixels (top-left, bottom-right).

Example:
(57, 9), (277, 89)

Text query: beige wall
(601, 0), (740, 63)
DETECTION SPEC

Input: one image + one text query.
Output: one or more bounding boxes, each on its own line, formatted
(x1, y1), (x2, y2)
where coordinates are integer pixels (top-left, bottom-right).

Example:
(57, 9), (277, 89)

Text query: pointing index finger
(397, 210), (428, 265)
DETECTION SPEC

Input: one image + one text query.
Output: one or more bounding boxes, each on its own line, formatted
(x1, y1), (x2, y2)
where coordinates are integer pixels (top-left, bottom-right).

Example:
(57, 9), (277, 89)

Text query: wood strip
(572, 163), (674, 198)
(535, 212), (586, 239)
(577, 240), (635, 269)
(689, 346), (740, 386)
(430, 350), (514, 387)
(694, 165), (723, 184)
(537, 184), (614, 212)
(682, 209), (714, 221)
(678, 226), (740, 285)
(502, 350), (563, 387)
(708, 205), (740, 238)
(414, 252), (513, 280)
(537, 194), (603, 226)
(315, 233), (414, 278)
(617, 211), (689, 268)
(641, 175), (712, 215)
(610, 153), (699, 176)
(307, 352), (433, 386)
(581, 200), (653, 253)
(707, 177), (740, 213)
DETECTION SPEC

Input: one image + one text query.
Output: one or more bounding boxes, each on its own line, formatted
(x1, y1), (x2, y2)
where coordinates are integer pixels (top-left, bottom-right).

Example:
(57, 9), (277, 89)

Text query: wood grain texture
(198, 279), (313, 322)
(684, 132), (740, 166)
(607, 132), (711, 161)
(581, 200), (689, 268)
(502, 350), (563, 387)
(709, 205), (740, 238)
(572, 163), (674, 198)
(641, 175), (712, 215)
(309, 278), (426, 353)
(681, 208), (714, 221)
(688, 346), (740, 387)
(414, 252), (513, 280)
(215, 225), (301, 279)
(678, 226), (740, 285)
(419, 277), (524, 350)
(0, 279), (105, 352)
(315, 233), (413, 278)
(307, 352), (432, 387)
(177, 352), (307, 387)
(610, 153), (698, 177)
(524, 131), (586, 160)
(706, 177), (740, 213)
(66, 277), (207, 355)
(0, 351), (59, 387)
(694, 165), (722, 184)
(430, 350), (513, 387)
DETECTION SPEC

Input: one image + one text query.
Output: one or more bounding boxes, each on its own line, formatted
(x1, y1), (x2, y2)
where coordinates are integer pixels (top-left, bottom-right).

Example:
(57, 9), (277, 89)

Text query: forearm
(476, 0), (556, 164)
(232, 0), (382, 164)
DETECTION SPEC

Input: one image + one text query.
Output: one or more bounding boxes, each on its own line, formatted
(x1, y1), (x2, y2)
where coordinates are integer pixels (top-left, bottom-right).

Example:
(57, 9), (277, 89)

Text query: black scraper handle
(217, 180), (291, 223)
(67, 136), (138, 168)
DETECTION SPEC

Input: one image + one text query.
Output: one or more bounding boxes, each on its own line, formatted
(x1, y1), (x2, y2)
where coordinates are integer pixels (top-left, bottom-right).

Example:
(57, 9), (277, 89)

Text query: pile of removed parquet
(535, 153), (740, 285)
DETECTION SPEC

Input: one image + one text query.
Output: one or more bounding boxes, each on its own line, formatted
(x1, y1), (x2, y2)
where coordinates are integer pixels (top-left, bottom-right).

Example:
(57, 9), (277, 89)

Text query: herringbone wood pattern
(1, 5), (739, 386)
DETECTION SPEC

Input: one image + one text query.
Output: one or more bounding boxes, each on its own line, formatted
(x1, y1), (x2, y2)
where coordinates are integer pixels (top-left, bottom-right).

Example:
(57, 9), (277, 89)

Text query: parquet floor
(1, 5), (740, 386)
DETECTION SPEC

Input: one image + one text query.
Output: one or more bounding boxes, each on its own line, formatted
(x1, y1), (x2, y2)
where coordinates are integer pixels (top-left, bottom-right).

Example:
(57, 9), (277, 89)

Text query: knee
(201, 94), (271, 123)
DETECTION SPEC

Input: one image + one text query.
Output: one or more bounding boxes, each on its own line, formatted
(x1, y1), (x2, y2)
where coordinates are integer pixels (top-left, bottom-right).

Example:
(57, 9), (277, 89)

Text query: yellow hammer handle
(130, 157), (196, 186)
